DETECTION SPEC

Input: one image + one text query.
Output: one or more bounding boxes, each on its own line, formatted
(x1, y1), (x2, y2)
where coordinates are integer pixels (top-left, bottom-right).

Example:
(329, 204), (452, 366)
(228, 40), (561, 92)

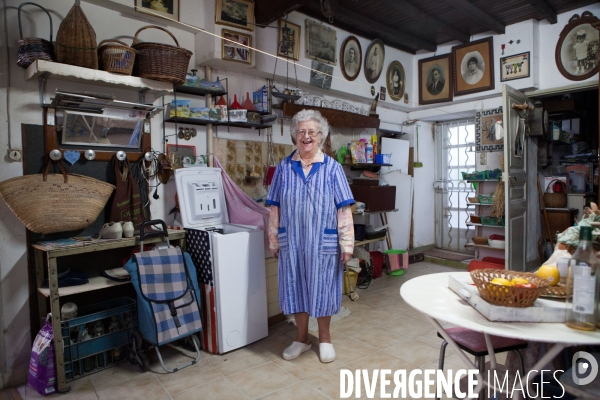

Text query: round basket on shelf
(467, 196), (478, 203)
(470, 215), (482, 224)
(543, 179), (567, 208)
(472, 236), (488, 245)
(470, 269), (549, 308)
(98, 39), (136, 75)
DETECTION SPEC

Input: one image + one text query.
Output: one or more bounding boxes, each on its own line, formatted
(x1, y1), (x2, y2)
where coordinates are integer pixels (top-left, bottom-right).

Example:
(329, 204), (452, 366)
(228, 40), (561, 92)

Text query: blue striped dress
(266, 151), (354, 317)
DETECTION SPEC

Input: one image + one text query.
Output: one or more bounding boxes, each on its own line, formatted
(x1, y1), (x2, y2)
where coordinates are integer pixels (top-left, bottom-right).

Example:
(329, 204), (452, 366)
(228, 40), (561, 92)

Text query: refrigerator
(175, 167), (268, 354)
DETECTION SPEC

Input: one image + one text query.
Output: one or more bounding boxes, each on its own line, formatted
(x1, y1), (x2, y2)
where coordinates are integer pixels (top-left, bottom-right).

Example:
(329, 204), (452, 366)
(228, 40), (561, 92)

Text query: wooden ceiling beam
(443, 0), (506, 34)
(255, 0), (309, 26)
(527, 0), (557, 24)
(386, 0), (470, 43)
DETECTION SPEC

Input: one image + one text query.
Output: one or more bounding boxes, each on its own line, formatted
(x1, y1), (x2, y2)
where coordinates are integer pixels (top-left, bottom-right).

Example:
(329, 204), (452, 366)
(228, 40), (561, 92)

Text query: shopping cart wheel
(138, 353), (149, 372)
(127, 347), (138, 365)
(132, 331), (143, 349)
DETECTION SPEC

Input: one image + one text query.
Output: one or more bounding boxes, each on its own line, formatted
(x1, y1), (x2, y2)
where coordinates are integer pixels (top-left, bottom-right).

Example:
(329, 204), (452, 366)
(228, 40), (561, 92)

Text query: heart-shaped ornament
(64, 150), (81, 165)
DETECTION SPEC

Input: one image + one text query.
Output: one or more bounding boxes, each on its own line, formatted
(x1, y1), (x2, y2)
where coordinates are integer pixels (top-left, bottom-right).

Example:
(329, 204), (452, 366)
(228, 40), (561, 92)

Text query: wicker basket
(131, 25), (192, 85)
(55, 0), (98, 69)
(467, 196), (478, 203)
(471, 269), (549, 308)
(16, 2), (55, 68)
(543, 179), (567, 208)
(98, 39), (136, 75)
(472, 236), (488, 245)
(0, 161), (114, 234)
(470, 215), (482, 224)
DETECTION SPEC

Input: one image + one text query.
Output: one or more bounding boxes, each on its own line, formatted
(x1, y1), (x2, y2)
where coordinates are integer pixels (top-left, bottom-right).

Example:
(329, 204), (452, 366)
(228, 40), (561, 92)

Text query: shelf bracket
(138, 88), (150, 104)
(38, 71), (51, 108)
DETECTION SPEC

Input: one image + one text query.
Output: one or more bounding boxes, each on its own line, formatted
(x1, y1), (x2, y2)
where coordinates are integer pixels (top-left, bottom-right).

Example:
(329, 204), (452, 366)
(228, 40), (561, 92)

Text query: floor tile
(155, 358), (223, 395)
(346, 351), (418, 372)
(89, 360), (152, 392)
(386, 315), (435, 338)
(96, 373), (169, 400)
(329, 336), (378, 364)
(172, 378), (249, 400)
(304, 367), (347, 400)
(269, 343), (346, 380)
(383, 339), (443, 368)
(349, 326), (411, 350)
(257, 381), (329, 399)
(208, 347), (270, 376)
(227, 362), (300, 399)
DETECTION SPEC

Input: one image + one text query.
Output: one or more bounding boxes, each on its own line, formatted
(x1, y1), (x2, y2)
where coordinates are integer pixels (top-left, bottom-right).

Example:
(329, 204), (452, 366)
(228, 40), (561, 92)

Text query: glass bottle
(566, 226), (599, 331)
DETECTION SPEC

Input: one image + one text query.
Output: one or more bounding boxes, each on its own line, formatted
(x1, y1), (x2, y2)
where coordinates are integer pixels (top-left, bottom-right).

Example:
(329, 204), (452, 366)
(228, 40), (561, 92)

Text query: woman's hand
(341, 252), (352, 264)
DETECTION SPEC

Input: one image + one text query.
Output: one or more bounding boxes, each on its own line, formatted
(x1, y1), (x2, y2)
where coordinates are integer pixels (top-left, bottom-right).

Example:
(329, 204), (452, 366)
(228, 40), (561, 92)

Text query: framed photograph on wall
(215, 0), (254, 32)
(222, 29), (252, 64)
(135, 0), (179, 21)
(277, 20), (300, 61)
(452, 37), (495, 96)
(340, 36), (362, 81)
(476, 107), (503, 152)
(305, 19), (337, 65)
(555, 11), (599, 81)
(386, 61), (406, 101)
(364, 39), (385, 84)
(500, 52), (530, 82)
(418, 54), (453, 105)
(309, 60), (333, 90)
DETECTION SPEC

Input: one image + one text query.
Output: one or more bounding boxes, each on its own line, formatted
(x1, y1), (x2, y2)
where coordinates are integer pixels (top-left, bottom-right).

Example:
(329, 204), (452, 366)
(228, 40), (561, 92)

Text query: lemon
(535, 265), (560, 286)
(491, 277), (513, 286)
(511, 277), (529, 286)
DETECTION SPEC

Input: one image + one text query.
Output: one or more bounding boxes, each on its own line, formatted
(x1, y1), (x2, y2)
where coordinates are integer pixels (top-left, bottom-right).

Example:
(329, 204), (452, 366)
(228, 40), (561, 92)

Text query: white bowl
(488, 239), (506, 249)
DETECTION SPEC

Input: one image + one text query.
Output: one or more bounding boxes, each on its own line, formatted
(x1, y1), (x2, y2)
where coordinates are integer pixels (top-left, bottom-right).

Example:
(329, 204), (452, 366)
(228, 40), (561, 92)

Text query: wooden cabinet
(544, 208), (578, 241)
(33, 231), (185, 392)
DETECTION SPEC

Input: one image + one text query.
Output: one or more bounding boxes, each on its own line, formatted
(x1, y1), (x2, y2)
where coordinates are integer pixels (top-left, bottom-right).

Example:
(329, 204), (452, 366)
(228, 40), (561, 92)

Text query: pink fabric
(213, 156), (270, 251)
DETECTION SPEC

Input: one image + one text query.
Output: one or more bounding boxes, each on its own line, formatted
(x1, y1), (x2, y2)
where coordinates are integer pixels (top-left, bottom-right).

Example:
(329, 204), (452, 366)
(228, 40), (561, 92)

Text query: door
(433, 120), (477, 252)
(502, 84), (529, 270)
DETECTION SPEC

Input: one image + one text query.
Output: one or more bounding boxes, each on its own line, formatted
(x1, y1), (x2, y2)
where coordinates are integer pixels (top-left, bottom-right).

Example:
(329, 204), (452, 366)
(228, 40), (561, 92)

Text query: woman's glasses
(296, 130), (320, 137)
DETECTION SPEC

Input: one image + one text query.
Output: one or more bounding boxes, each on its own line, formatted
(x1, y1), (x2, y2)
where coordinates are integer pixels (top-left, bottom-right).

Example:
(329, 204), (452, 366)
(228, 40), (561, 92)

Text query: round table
(400, 272), (600, 399)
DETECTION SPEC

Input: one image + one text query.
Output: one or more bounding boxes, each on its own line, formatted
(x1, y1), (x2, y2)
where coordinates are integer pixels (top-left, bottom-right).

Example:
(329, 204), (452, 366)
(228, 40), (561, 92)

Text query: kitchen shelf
(465, 243), (505, 251)
(38, 276), (129, 297)
(466, 223), (505, 228)
(278, 102), (380, 129)
(25, 60), (173, 95)
(174, 85), (227, 97)
(165, 116), (272, 130)
(466, 203), (491, 206)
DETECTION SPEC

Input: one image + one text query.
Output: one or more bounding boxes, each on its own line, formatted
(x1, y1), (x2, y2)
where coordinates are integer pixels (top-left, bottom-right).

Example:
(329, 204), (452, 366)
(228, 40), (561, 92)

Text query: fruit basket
(470, 269), (549, 307)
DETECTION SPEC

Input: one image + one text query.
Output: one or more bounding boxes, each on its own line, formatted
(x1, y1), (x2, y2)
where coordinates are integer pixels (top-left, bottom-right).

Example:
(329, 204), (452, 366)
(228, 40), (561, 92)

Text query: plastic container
(370, 251), (384, 278)
(366, 143), (373, 164)
(384, 249), (408, 271)
(557, 257), (570, 278)
(569, 170), (586, 193)
(481, 257), (505, 266)
(343, 270), (358, 295)
(468, 260), (506, 271)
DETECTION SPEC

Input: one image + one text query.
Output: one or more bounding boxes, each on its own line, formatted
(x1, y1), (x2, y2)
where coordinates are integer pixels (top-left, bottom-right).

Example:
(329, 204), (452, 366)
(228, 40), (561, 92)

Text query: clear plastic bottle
(566, 226), (599, 331)
(366, 143), (374, 163)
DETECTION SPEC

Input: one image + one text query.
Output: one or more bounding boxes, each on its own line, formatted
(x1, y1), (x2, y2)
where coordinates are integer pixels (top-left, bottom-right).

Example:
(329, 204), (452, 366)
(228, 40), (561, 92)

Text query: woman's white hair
(289, 109), (329, 146)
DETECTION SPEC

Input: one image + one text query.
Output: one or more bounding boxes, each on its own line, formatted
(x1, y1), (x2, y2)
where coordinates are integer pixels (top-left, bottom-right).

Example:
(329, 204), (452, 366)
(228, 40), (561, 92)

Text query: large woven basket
(98, 39), (136, 75)
(0, 161), (114, 235)
(16, 2), (55, 68)
(55, 0), (98, 69)
(543, 179), (567, 208)
(131, 25), (192, 85)
(471, 269), (549, 308)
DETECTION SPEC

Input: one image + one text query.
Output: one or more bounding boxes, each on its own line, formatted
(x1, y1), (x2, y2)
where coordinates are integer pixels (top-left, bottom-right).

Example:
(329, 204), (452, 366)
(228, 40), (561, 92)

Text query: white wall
(1, 0), (600, 385)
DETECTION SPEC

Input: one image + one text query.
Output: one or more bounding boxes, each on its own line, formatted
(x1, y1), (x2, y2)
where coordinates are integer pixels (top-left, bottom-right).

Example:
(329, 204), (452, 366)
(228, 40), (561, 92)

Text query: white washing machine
(175, 167), (268, 354)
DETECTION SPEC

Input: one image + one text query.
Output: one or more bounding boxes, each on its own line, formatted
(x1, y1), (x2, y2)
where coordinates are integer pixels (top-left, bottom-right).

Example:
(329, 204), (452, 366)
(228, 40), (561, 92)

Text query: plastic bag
(27, 314), (56, 396)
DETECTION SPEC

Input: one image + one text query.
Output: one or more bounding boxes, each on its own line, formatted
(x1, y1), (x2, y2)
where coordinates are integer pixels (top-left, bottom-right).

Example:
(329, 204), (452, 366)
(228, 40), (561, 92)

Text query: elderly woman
(266, 110), (354, 363)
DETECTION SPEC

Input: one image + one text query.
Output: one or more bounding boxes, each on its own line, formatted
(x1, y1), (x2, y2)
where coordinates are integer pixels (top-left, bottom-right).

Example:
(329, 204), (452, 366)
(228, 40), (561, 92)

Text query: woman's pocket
(322, 228), (339, 254)
(277, 227), (289, 251)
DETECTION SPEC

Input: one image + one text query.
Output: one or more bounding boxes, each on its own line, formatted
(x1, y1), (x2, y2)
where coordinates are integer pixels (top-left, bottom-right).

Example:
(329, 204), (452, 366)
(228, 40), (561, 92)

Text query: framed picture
(277, 20), (300, 61)
(500, 52), (530, 82)
(215, 0), (254, 32)
(167, 144), (196, 166)
(386, 61), (406, 101)
(555, 11), (599, 81)
(135, 0), (179, 21)
(340, 36), (362, 81)
(452, 37), (495, 96)
(305, 19), (337, 65)
(309, 60), (333, 90)
(364, 39), (385, 83)
(418, 54), (453, 105)
(379, 87), (386, 101)
(476, 107), (503, 152)
(222, 29), (252, 64)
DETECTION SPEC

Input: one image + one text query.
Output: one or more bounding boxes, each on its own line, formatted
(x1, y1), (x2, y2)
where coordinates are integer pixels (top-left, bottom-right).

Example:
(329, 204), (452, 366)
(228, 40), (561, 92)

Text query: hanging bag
(17, 2), (55, 68)
(109, 156), (144, 232)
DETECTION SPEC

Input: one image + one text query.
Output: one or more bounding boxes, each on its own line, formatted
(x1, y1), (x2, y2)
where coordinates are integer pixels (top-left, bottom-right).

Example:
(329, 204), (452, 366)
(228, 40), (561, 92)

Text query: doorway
(433, 120), (477, 253)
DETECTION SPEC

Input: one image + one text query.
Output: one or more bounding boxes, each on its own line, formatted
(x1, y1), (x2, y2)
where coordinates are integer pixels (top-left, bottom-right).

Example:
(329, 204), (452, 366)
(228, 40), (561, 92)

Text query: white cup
(557, 257), (570, 278)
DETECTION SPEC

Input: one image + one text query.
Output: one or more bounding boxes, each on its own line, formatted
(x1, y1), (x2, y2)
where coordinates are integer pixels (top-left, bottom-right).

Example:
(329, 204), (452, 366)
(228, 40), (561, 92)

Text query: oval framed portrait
(340, 36), (362, 81)
(555, 11), (600, 81)
(386, 61), (406, 101)
(364, 39), (385, 84)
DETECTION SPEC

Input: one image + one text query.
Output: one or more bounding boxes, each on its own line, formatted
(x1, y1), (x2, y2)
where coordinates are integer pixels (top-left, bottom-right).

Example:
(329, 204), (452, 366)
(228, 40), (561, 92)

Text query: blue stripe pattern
(266, 153), (354, 317)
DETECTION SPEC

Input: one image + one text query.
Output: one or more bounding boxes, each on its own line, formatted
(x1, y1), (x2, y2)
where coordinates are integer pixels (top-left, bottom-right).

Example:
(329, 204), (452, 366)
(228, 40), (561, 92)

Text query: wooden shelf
(174, 85), (227, 97)
(165, 116), (272, 130)
(355, 237), (386, 246)
(466, 223), (505, 229)
(466, 243), (505, 251)
(25, 60), (173, 95)
(38, 276), (129, 298)
(279, 102), (380, 128)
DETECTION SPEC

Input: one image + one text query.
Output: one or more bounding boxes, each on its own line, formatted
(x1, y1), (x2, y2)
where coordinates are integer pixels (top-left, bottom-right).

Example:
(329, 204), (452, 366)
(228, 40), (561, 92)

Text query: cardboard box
(350, 185), (396, 212)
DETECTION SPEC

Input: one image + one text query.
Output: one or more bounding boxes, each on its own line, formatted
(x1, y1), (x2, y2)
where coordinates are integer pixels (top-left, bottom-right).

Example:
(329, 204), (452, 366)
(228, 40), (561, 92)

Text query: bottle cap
(579, 226), (592, 241)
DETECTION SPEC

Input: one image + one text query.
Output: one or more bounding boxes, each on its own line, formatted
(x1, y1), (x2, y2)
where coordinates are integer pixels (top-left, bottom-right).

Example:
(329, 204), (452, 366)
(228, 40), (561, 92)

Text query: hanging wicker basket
(55, 0), (98, 69)
(16, 2), (56, 68)
(543, 179), (567, 208)
(0, 161), (114, 235)
(98, 39), (136, 75)
(131, 25), (192, 85)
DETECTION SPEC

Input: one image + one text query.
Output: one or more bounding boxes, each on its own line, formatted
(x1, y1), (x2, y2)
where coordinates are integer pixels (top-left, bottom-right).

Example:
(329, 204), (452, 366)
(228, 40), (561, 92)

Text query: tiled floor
(19, 261), (506, 399)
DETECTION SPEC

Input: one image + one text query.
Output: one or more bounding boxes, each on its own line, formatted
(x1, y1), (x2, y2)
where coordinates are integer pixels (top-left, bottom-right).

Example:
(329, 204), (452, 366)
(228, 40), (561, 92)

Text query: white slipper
(319, 343), (336, 363)
(282, 341), (312, 360)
